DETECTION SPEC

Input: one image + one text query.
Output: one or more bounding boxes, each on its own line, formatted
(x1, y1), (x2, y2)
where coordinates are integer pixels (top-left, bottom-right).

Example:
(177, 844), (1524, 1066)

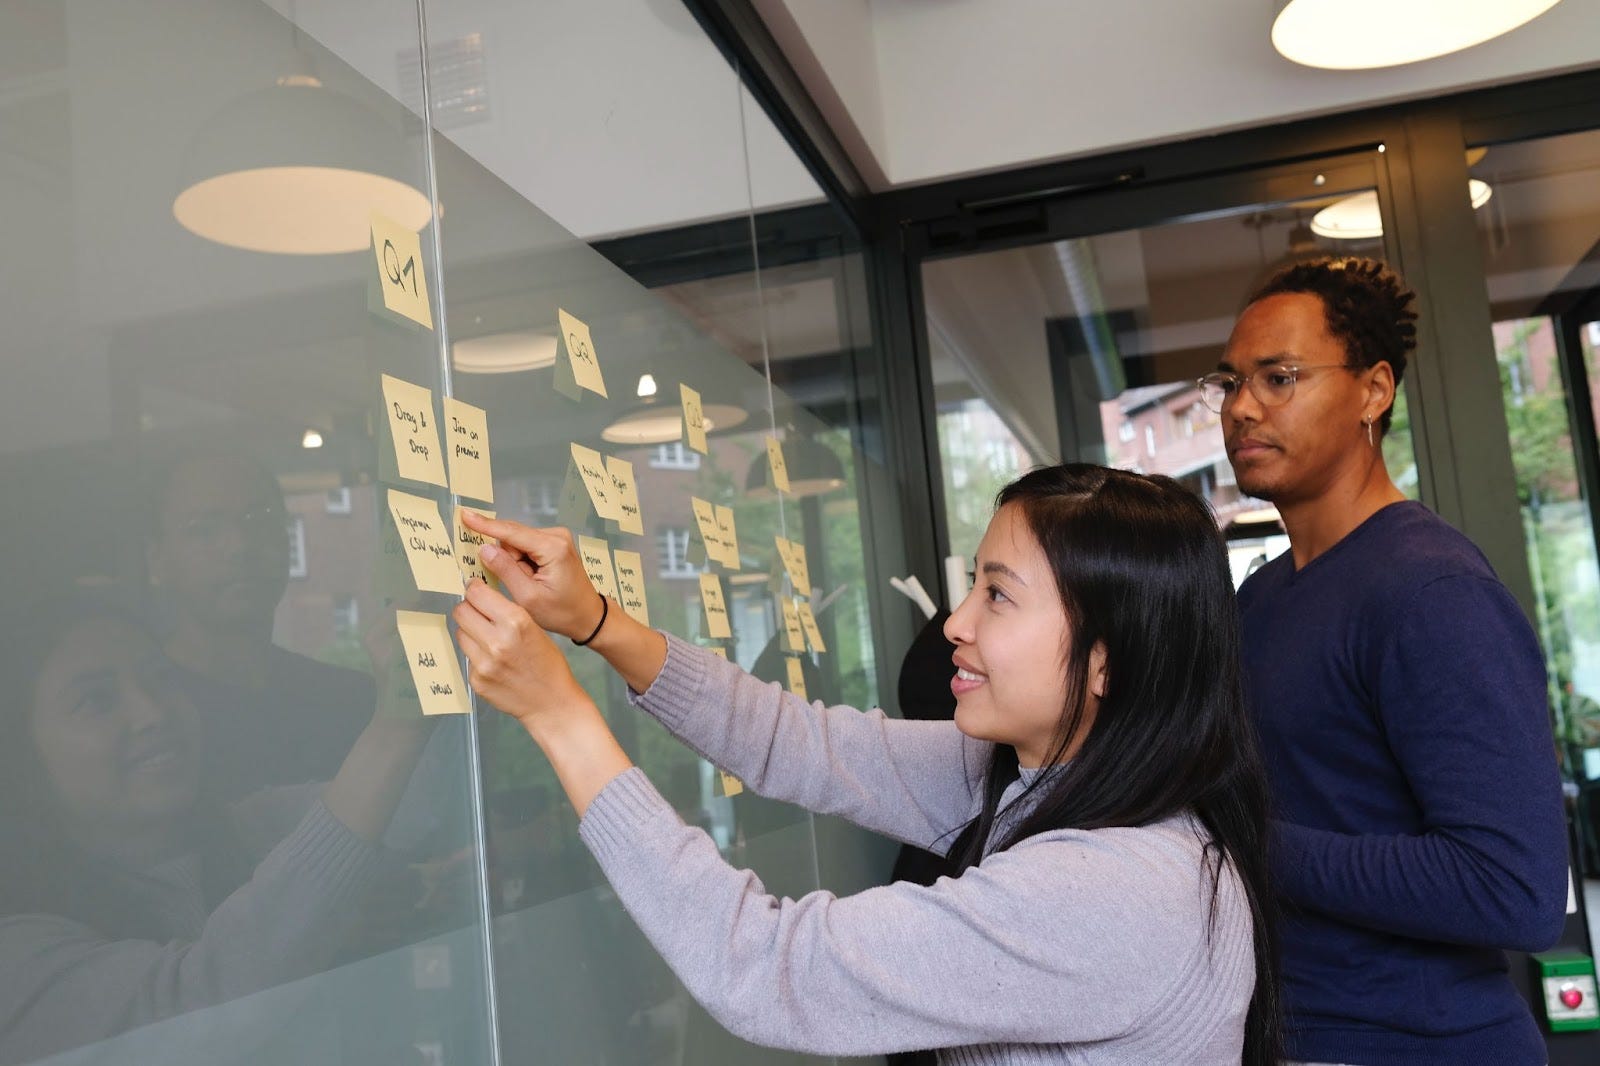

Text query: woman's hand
(452, 578), (635, 817)
(452, 578), (594, 734)
(459, 513), (603, 642)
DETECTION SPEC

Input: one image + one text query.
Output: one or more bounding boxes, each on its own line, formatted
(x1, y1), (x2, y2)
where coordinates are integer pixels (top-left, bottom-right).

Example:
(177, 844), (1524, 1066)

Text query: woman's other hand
(452, 578), (595, 733)
(453, 579), (633, 817)
(458, 513), (603, 643)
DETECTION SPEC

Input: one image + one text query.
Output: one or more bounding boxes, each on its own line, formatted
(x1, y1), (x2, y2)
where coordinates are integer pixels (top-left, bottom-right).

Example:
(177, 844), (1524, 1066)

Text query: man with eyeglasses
(1210, 257), (1567, 1066)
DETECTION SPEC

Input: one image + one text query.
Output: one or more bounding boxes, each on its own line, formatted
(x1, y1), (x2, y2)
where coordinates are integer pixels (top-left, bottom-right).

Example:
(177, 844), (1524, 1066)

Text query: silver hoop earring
(1363, 418), (1375, 448)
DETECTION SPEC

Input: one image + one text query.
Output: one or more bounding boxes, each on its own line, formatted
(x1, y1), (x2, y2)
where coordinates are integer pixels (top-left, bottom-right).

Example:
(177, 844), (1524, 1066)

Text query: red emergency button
(1560, 984), (1585, 1010)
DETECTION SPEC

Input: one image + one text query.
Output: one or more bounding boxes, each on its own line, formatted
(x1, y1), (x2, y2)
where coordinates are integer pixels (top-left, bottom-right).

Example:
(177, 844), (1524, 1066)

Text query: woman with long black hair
(455, 463), (1281, 1064)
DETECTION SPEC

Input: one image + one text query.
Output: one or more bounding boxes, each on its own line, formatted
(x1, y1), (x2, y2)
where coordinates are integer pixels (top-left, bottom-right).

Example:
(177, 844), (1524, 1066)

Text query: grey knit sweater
(579, 634), (1256, 1063)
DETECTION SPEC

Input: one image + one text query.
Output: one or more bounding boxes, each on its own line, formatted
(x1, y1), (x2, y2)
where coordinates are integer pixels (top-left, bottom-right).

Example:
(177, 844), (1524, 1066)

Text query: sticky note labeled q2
(556, 308), (608, 399)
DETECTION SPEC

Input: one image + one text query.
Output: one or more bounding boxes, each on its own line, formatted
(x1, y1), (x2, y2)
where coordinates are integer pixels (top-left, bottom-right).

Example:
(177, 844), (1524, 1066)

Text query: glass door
(916, 155), (1416, 586)
(1469, 127), (1600, 962)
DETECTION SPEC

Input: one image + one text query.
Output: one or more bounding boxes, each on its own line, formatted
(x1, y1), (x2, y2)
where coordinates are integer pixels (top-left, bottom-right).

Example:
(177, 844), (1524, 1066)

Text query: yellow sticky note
(766, 437), (792, 495)
(785, 656), (808, 701)
(578, 535), (620, 601)
(797, 599), (827, 654)
(706, 647), (728, 659)
(555, 460), (590, 529)
(680, 384), (708, 455)
(775, 536), (812, 598)
(396, 610), (470, 716)
(557, 309), (608, 398)
(388, 489), (464, 595)
(780, 597), (805, 653)
(454, 506), (497, 587)
(690, 497), (725, 564)
(699, 572), (732, 639)
(718, 770), (744, 797)
(605, 456), (644, 536)
(612, 549), (650, 626)
(371, 212), (434, 330)
(571, 443), (621, 521)
(381, 375), (448, 488)
(715, 505), (740, 570)
(442, 398), (494, 504)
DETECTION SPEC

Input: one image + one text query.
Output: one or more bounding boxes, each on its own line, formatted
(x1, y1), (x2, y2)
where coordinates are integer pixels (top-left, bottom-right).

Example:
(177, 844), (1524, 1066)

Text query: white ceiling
(756, 0), (1600, 189)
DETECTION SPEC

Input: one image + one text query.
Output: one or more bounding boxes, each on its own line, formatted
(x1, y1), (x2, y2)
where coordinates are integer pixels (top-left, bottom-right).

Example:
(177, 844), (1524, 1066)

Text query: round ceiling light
(173, 79), (432, 255)
(452, 331), (559, 374)
(1271, 0), (1563, 70)
(1310, 179), (1492, 240)
(601, 403), (749, 445)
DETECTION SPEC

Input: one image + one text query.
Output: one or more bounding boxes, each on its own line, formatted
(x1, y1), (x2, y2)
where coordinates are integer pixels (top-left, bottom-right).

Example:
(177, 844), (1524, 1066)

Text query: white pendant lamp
(173, 75), (432, 254)
(1311, 179), (1492, 240)
(451, 331), (559, 375)
(1271, 0), (1563, 70)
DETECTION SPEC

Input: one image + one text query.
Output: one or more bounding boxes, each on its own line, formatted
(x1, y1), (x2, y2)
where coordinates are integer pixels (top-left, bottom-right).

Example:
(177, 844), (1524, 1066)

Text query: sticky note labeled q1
(371, 211), (433, 330)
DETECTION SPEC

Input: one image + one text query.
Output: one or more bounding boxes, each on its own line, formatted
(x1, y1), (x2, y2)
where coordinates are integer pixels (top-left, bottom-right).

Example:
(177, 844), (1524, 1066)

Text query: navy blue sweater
(1237, 501), (1567, 1066)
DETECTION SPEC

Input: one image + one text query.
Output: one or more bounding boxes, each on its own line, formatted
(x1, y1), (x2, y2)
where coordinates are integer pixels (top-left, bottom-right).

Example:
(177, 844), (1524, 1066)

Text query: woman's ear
(1088, 640), (1109, 699)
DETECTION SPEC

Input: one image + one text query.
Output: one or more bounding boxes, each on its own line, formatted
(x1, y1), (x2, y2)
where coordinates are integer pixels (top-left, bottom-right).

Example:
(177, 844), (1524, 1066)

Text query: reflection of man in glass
(146, 452), (371, 802)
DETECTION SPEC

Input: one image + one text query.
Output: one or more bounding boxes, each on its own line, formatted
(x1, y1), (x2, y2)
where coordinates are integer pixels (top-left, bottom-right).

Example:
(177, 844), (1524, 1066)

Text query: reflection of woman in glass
(457, 464), (1281, 1064)
(0, 596), (429, 1065)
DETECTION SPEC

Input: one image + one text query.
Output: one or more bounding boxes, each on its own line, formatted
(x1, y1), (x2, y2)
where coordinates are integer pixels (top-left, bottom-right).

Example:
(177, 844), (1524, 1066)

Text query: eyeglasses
(1195, 363), (1356, 414)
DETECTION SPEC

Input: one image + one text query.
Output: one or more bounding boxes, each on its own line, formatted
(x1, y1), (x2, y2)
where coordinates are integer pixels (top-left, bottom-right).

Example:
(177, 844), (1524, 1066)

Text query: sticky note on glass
(775, 536), (812, 598)
(680, 384), (708, 454)
(454, 506), (497, 587)
(382, 375), (448, 488)
(715, 505), (740, 570)
(718, 770), (744, 797)
(785, 656), (808, 701)
(556, 309), (608, 399)
(442, 398), (493, 503)
(612, 549), (650, 626)
(780, 597), (805, 653)
(766, 437), (792, 495)
(690, 497), (725, 566)
(578, 535), (619, 600)
(706, 646), (728, 659)
(571, 443), (621, 521)
(396, 610), (470, 716)
(797, 599), (827, 654)
(555, 460), (591, 529)
(605, 456), (644, 536)
(699, 572), (732, 639)
(371, 211), (433, 330)
(388, 489), (463, 594)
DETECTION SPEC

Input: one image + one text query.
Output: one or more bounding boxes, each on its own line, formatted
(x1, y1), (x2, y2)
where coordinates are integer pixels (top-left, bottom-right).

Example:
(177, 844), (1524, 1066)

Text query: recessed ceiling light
(1271, 0), (1563, 70)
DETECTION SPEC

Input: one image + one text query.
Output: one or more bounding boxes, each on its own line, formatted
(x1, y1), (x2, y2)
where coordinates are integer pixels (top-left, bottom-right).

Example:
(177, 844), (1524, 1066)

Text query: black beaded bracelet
(573, 592), (609, 647)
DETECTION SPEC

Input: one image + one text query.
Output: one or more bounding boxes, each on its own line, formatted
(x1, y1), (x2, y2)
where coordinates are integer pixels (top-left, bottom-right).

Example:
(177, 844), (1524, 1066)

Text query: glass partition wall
(0, 2), (904, 1064)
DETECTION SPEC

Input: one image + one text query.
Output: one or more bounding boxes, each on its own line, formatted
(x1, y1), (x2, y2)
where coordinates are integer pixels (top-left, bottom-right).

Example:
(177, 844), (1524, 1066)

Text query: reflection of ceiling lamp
(301, 428), (324, 449)
(452, 331), (558, 374)
(1311, 180), (1492, 240)
(1271, 0), (1563, 69)
(601, 400), (749, 446)
(173, 75), (432, 254)
(745, 434), (848, 499)
(636, 373), (658, 398)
